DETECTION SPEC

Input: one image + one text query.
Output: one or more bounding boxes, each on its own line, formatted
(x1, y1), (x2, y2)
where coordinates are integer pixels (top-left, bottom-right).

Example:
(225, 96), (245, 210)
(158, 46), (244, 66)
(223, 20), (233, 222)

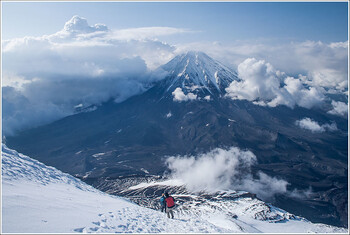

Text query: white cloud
(62, 15), (109, 34)
(172, 87), (197, 102)
(176, 40), (348, 93)
(2, 87), (71, 136)
(225, 58), (324, 109)
(283, 76), (325, 109)
(328, 101), (348, 117)
(2, 16), (190, 135)
(294, 41), (348, 91)
(295, 118), (338, 133)
(165, 147), (291, 200)
(111, 27), (192, 41)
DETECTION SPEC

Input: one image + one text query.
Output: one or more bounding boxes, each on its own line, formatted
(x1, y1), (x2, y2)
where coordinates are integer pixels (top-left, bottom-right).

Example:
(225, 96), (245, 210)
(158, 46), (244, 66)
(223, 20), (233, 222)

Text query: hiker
(159, 193), (166, 212)
(164, 192), (175, 219)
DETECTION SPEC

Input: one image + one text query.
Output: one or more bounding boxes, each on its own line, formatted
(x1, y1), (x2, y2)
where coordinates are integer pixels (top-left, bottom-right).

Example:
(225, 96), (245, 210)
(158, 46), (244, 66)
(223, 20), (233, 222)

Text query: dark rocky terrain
(5, 52), (348, 227)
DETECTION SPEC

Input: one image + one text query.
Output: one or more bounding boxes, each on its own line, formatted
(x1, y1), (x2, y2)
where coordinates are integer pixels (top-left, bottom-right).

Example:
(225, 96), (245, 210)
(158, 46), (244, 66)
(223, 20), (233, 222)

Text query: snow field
(1, 146), (237, 233)
(2, 145), (348, 233)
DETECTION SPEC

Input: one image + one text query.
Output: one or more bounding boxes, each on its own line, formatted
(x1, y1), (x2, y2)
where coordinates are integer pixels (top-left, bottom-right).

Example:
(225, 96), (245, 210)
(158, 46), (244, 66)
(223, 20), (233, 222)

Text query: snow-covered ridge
(161, 51), (238, 95)
(1, 145), (234, 233)
(2, 146), (96, 190)
(2, 145), (348, 233)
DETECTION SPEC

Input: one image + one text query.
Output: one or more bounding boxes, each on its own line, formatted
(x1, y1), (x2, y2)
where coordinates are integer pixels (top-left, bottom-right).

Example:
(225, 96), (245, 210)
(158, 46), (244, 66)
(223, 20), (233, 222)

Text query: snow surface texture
(1, 145), (348, 233)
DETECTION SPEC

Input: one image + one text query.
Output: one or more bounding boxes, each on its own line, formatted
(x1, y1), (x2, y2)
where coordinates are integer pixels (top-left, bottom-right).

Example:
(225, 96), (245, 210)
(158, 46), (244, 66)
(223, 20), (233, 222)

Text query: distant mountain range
(5, 51), (348, 228)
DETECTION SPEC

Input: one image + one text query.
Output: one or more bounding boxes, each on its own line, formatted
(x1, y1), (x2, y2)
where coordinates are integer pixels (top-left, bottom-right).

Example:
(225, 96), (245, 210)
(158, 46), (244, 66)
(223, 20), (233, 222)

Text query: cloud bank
(176, 40), (348, 92)
(295, 118), (338, 133)
(2, 16), (188, 135)
(165, 147), (294, 200)
(225, 58), (325, 109)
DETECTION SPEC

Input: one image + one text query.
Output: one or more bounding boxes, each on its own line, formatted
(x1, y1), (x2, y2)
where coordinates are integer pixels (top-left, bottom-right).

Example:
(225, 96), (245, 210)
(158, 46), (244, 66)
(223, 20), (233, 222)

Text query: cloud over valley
(165, 147), (311, 200)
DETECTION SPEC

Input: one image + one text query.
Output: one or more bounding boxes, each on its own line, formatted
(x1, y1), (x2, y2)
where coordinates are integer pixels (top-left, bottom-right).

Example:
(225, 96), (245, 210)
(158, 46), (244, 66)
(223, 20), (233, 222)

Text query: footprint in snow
(73, 227), (85, 233)
(89, 227), (99, 232)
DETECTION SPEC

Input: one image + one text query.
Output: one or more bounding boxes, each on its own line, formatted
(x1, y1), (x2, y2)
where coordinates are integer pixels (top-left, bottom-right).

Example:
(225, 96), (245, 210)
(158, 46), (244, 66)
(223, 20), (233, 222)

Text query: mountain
(5, 52), (348, 228)
(2, 145), (348, 233)
(159, 51), (238, 95)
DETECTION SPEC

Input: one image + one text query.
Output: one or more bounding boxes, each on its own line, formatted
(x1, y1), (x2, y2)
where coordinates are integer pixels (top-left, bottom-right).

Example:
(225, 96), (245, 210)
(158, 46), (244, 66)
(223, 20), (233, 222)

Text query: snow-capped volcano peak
(161, 51), (238, 95)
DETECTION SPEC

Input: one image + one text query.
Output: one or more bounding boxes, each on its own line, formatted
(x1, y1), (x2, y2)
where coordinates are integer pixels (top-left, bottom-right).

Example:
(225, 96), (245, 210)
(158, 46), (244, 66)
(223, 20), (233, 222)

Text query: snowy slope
(1, 145), (232, 233)
(1, 145), (348, 233)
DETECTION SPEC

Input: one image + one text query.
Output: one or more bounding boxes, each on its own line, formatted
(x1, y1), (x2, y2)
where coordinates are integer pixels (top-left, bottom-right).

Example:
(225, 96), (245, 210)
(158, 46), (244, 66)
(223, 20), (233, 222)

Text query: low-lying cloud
(176, 40), (348, 92)
(295, 118), (338, 133)
(172, 87), (197, 102)
(225, 58), (325, 109)
(2, 16), (184, 135)
(328, 101), (348, 117)
(165, 147), (308, 201)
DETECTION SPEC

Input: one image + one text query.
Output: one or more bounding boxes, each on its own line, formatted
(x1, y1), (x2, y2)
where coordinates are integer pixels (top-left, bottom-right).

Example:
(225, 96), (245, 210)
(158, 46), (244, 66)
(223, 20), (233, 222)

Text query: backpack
(166, 196), (175, 208)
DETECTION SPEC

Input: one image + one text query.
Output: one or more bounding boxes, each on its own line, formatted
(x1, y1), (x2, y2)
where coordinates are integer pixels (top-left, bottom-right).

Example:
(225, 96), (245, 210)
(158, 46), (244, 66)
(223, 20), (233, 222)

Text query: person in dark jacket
(159, 193), (166, 212)
(164, 192), (175, 219)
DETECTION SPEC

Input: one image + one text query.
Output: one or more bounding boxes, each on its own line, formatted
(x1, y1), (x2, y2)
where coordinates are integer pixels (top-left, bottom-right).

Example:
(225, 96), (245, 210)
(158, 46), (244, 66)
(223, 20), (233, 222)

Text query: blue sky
(2, 1), (348, 43)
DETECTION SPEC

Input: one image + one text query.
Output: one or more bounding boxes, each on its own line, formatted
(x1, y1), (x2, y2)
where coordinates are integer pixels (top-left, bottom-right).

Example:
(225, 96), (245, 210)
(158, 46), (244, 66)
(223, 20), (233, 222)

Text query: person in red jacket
(164, 192), (175, 219)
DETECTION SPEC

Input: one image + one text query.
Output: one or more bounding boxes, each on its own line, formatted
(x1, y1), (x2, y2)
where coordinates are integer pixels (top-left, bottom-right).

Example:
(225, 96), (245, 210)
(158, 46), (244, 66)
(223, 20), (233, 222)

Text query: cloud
(176, 40), (348, 93)
(328, 101), (348, 117)
(295, 118), (338, 133)
(172, 87), (197, 102)
(2, 15), (190, 135)
(63, 15), (109, 34)
(165, 147), (291, 200)
(2, 86), (71, 136)
(225, 58), (325, 109)
(111, 27), (192, 41)
(294, 41), (348, 91)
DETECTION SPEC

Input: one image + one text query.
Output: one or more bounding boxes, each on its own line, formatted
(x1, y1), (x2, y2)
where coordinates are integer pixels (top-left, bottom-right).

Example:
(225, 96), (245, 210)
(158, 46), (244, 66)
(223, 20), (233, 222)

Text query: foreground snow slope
(1, 145), (233, 233)
(1, 145), (348, 233)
